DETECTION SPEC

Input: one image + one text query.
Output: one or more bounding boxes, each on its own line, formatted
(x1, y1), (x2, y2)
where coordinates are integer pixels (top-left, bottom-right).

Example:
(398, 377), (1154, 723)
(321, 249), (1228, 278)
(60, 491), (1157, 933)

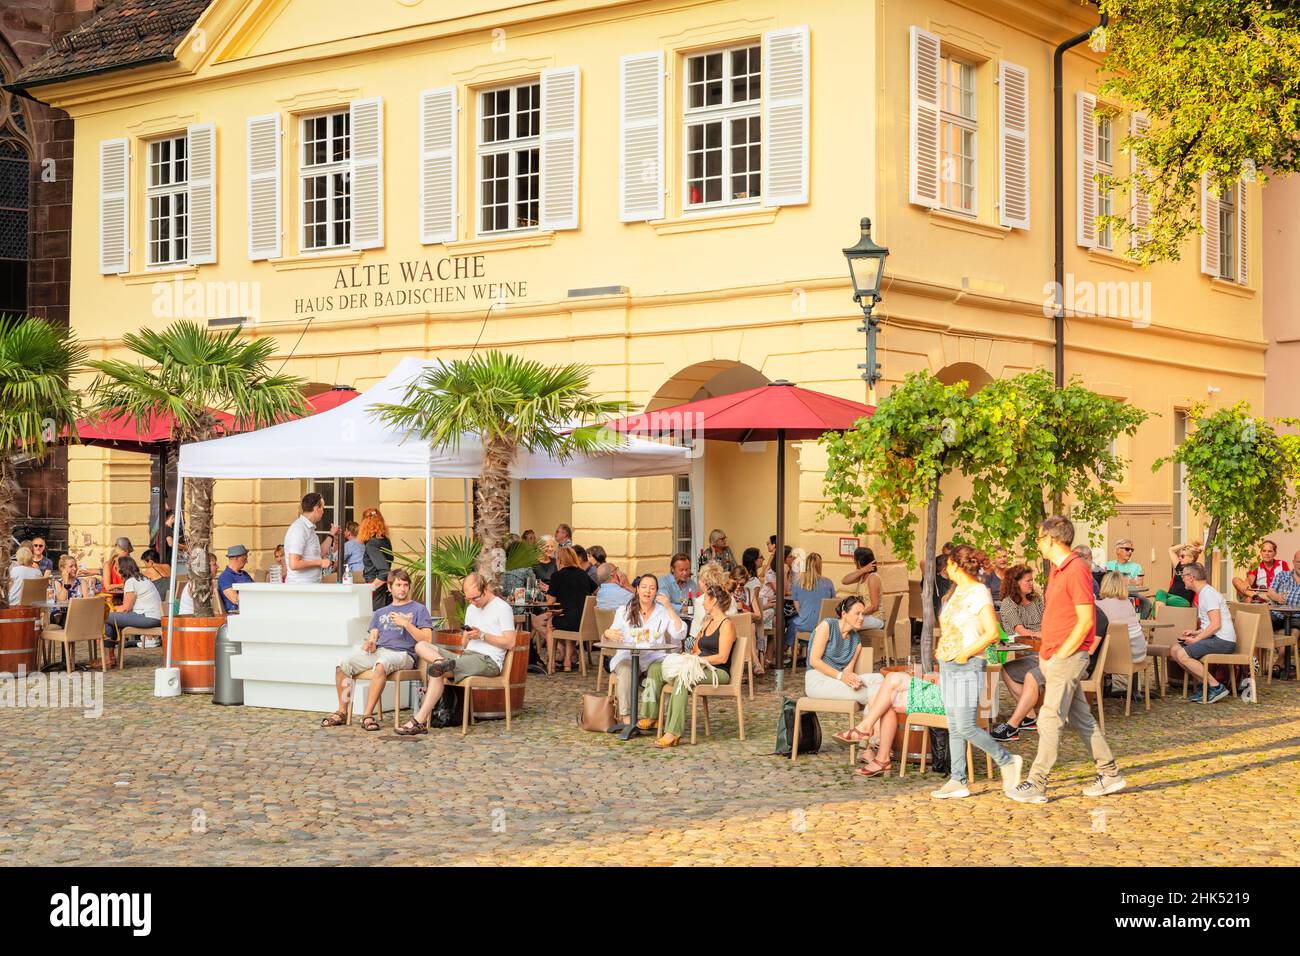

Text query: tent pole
(165, 474), (184, 670)
(425, 475), (433, 605)
(774, 429), (786, 693)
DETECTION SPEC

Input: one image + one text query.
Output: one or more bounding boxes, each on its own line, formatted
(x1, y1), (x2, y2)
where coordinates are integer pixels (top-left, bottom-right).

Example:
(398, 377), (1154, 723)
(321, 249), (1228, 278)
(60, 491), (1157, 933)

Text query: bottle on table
(343, 565), (353, 585)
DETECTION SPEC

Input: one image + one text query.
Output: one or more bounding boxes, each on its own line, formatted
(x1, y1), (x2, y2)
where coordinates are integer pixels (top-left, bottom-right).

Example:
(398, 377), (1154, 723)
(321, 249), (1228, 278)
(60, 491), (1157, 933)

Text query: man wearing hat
(217, 545), (254, 613)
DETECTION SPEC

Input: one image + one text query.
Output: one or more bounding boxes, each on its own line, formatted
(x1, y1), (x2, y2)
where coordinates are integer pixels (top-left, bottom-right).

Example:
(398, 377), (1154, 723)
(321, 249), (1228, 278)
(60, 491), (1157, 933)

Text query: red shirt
(1040, 552), (1096, 661)
(1248, 560), (1290, 590)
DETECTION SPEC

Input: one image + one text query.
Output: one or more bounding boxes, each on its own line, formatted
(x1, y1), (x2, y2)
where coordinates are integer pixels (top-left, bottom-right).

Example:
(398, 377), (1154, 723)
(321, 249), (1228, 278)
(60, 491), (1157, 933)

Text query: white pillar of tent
(424, 475), (432, 605)
(156, 471), (184, 697)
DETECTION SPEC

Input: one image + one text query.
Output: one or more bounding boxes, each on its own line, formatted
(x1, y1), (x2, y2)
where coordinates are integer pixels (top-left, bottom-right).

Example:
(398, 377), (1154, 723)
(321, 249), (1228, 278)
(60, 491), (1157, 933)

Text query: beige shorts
(338, 647), (415, 677)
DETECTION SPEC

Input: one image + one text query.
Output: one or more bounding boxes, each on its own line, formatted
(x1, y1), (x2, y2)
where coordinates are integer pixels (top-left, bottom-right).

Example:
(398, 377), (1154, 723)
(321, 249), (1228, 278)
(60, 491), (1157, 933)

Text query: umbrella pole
(774, 429), (786, 694)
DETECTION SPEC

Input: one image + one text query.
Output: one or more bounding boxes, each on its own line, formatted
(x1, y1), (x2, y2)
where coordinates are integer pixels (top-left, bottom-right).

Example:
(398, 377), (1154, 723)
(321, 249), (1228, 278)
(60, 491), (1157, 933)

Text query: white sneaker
(930, 779), (971, 799)
(1000, 755), (1024, 796)
(1081, 773), (1126, 797)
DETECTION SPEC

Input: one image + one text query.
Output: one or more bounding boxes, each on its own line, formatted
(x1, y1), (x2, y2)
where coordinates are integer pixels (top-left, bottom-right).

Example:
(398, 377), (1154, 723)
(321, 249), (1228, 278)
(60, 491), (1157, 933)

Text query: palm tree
(87, 321), (306, 614)
(376, 352), (624, 584)
(0, 315), (84, 607)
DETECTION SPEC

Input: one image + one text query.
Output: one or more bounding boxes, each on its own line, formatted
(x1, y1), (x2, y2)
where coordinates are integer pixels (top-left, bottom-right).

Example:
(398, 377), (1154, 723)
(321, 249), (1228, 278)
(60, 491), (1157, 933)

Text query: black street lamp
(842, 217), (890, 391)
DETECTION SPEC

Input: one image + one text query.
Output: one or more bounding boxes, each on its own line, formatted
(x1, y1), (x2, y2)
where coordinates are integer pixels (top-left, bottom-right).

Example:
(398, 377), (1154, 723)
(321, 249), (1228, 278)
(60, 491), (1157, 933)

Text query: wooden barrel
(166, 616), (222, 694)
(0, 606), (40, 673)
(436, 628), (528, 719)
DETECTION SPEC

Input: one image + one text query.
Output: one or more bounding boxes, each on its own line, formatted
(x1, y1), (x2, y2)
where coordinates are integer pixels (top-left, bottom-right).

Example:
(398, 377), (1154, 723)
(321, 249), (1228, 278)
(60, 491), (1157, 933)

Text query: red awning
(607, 380), (873, 443)
(70, 387), (360, 453)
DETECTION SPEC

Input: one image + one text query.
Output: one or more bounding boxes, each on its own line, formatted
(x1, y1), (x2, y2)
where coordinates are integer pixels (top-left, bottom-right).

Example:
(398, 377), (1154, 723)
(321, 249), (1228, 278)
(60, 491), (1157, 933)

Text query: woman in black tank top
(641, 583), (738, 748)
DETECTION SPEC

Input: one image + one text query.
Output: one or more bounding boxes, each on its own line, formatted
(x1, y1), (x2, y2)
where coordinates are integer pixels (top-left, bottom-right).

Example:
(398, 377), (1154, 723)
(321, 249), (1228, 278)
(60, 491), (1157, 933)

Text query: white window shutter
(762, 25), (809, 207)
(186, 123), (217, 265)
(247, 113), (281, 261)
(619, 51), (664, 222)
(419, 86), (458, 244)
(98, 138), (130, 274)
(1129, 111), (1150, 249)
(908, 25), (941, 209)
(998, 61), (1030, 229)
(1237, 179), (1248, 285)
(540, 66), (580, 231)
(1200, 173), (1219, 276)
(1075, 91), (1097, 248)
(349, 97), (384, 250)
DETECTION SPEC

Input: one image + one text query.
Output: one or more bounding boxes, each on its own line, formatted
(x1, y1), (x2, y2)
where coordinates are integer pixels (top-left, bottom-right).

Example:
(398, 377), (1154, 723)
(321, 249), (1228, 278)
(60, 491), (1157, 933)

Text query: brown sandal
(361, 715), (382, 732)
(394, 717), (428, 736)
(320, 711), (347, 728)
(833, 726), (872, 745)
(855, 759), (891, 778)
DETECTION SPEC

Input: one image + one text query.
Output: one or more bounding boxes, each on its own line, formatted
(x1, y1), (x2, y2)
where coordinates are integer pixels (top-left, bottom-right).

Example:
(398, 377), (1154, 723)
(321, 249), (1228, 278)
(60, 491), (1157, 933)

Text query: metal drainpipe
(1054, 8), (1108, 387)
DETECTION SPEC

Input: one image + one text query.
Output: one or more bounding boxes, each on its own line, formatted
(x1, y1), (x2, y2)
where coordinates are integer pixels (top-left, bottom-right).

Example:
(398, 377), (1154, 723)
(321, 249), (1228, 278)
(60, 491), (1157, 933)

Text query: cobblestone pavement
(2, 651), (1298, 866)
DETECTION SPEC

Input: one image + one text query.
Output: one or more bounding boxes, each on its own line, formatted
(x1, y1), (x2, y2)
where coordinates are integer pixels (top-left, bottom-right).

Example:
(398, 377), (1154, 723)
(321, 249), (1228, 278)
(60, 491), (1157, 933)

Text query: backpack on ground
(774, 696), (821, 757)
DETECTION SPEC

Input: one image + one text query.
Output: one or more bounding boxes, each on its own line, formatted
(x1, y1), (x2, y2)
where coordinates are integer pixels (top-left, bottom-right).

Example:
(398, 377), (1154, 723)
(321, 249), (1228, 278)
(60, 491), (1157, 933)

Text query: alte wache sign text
(294, 255), (528, 315)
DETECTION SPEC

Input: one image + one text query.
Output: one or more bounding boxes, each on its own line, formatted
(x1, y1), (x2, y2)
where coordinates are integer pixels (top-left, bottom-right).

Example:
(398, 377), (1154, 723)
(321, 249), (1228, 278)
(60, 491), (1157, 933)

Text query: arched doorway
(646, 360), (793, 565)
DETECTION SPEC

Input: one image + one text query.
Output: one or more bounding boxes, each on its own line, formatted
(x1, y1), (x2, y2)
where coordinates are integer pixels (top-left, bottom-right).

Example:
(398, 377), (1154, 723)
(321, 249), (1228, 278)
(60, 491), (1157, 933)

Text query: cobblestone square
(3, 652), (1297, 867)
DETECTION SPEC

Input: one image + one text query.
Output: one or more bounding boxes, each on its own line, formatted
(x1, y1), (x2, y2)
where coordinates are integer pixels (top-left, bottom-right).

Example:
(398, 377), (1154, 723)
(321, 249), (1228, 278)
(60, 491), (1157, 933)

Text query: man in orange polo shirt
(1008, 515), (1124, 804)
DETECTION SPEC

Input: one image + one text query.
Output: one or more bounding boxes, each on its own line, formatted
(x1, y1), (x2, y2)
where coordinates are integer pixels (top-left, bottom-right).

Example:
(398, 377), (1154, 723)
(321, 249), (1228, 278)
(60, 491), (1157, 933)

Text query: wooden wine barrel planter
(434, 627), (529, 719)
(0, 606), (40, 673)
(166, 616), (222, 694)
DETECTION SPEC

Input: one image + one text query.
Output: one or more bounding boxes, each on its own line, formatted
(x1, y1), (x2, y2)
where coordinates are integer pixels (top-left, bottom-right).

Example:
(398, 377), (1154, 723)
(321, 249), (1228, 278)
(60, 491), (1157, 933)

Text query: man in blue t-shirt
(326, 569), (433, 730)
(216, 545), (255, 613)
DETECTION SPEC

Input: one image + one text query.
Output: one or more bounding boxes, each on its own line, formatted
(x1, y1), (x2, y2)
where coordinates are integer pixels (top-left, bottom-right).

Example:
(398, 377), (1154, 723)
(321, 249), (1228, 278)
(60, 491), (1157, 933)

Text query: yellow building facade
(23, 0), (1264, 584)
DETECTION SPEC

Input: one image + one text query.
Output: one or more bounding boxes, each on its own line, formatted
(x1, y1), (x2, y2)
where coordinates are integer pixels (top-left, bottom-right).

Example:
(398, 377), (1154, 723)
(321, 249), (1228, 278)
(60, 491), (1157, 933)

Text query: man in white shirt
(1170, 562), (1238, 704)
(284, 492), (338, 584)
(395, 573), (517, 734)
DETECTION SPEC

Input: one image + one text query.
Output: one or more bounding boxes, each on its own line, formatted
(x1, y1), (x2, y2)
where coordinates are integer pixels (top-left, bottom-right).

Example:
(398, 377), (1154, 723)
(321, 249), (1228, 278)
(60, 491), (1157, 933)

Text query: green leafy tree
(87, 322), (307, 614)
(376, 352), (625, 585)
(822, 372), (974, 670)
(1153, 401), (1300, 585)
(1096, 0), (1300, 263)
(959, 370), (1149, 557)
(0, 316), (85, 607)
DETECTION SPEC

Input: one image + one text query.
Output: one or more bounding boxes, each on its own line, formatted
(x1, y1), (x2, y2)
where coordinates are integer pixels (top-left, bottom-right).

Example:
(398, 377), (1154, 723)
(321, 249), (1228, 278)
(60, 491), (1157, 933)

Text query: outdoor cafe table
(594, 639), (676, 740)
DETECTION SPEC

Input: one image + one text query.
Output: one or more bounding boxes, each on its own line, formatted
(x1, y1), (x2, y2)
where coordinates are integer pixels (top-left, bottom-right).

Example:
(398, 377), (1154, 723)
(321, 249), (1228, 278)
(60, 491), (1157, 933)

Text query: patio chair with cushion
(1149, 603), (1196, 697)
(1232, 600), (1296, 686)
(1099, 621), (1154, 718)
(549, 595), (598, 676)
(792, 647), (874, 764)
(594, 606), (617, 692)
(1079, 631), (1111, 733)
(39, 597), (107, 673)
(446, 629), (529, 734)
(1183, 607), (1260, 703)
(792, 598), (840, 675)
(656, 627), (751, 744)
(861, 593), (903, 666)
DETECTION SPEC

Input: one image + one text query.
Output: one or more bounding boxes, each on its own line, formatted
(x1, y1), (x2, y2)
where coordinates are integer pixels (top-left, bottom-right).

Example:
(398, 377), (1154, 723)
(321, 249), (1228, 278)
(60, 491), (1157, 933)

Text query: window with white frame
(1217, 181), (1236, 280)
(477, 81), (540, 234)
(938, 54), (976, 214)
(1095, 114), (1114, 249)
(146, 135), (188, 266)
(1172, 409), (1189, 545)
(683, 44), (761, 209)
(300, 111), (351, 251)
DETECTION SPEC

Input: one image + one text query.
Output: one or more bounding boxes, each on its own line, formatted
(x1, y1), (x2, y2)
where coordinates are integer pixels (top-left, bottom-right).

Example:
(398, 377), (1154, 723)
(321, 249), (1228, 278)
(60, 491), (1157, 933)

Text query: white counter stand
(228, 583), (411, 714)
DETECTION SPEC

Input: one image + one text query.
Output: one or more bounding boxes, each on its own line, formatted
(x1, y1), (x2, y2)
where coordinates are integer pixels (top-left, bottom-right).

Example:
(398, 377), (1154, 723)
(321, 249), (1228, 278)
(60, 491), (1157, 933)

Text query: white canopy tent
(157, 357), (689, 683)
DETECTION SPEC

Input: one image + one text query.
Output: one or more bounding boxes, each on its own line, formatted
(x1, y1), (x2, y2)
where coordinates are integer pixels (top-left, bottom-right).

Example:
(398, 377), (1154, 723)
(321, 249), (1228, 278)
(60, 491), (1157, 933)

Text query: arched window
(0, 81), (32, 315)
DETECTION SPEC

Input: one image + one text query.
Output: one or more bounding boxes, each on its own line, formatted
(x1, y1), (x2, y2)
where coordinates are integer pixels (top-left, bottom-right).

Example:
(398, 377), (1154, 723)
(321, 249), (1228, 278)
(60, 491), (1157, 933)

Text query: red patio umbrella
(608, 380), (874, 685)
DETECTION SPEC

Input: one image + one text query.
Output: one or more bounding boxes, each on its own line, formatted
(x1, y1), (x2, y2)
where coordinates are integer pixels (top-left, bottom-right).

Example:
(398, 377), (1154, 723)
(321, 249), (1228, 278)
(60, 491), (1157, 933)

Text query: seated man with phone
(396, 572), (516, 735)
